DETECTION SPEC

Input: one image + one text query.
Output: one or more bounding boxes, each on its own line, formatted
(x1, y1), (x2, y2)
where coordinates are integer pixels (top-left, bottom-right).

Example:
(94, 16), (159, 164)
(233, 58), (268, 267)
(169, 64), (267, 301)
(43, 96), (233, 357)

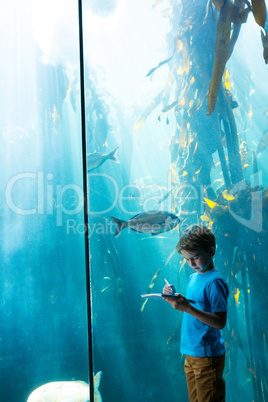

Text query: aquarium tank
(1, 0), (268, 401)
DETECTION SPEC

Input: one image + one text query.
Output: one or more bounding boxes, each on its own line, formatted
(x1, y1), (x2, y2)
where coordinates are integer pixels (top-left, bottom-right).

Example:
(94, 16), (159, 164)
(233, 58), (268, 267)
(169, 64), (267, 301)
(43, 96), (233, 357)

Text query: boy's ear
(210, 247), (215, 256)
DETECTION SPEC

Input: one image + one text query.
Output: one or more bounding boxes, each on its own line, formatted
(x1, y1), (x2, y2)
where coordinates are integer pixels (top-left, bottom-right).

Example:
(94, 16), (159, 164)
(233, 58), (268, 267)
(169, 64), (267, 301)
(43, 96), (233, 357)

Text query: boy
(162, 224), (229, 402)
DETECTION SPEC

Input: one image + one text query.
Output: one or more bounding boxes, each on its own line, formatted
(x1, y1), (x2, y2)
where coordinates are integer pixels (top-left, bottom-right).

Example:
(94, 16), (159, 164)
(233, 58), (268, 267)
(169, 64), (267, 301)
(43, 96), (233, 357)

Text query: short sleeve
(207, 278), (229, 313)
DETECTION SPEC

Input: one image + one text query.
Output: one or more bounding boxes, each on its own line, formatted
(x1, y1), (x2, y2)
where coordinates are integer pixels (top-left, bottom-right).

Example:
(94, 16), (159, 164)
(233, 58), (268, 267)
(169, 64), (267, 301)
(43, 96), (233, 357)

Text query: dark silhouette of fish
(87, 147), (119, 172)
(110, 211), (180, 237)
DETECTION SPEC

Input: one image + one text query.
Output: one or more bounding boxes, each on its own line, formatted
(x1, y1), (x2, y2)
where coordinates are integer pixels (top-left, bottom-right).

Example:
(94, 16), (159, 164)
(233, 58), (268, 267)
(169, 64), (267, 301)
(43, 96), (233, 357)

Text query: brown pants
(184, 354), (226, 402)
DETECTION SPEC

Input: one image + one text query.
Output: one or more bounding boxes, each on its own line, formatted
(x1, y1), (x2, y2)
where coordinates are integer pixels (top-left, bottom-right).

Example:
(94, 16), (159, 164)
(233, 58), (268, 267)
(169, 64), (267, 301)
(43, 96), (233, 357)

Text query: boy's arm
(162, 293), (227, 330)
(185, 304), (227, 329)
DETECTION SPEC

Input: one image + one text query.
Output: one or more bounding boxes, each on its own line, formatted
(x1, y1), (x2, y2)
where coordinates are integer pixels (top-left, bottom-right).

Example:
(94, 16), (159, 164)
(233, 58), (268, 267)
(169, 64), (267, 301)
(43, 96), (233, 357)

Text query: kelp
(207, 0), (232, 116)
(261, 29), (268, 64)
(136, 0), (245, 208)
(207, 0), (254, 115)
(251, 0), (268, 64)
(136, 0), (267, 128)
(251, 0), (267, 28)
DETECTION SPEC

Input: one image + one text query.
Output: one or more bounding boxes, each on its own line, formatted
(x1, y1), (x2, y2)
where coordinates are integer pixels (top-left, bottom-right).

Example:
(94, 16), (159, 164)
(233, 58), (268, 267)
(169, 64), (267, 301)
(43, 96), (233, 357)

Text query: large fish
(27, 372), (102, 402)
(87, 147), (119, 172)
(110, 211), (180, 237)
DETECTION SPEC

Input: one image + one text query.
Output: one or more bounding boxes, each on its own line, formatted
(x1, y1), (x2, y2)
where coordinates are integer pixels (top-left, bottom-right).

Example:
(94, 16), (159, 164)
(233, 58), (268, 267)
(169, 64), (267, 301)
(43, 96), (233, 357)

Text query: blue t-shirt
(180, 269), (229, 357)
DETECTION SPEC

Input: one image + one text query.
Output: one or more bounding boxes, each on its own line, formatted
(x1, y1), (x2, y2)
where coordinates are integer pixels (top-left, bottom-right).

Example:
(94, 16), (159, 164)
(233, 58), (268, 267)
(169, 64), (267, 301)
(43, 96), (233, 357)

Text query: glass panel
(1, 1), (268, 401)
(84, 1), (268, 402)
(0, 1), (91, 401)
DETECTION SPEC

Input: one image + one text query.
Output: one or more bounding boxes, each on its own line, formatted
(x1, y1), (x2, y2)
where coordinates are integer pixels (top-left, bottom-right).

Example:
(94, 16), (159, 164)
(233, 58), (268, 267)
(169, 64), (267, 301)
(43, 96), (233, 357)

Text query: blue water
(1, 1), (268, 401)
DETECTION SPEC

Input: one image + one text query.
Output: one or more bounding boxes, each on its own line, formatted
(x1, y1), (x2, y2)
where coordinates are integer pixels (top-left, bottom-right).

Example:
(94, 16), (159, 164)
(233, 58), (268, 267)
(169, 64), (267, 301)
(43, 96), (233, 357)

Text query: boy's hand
(162, 293), (190, 312)
(162, 284), (176, 295)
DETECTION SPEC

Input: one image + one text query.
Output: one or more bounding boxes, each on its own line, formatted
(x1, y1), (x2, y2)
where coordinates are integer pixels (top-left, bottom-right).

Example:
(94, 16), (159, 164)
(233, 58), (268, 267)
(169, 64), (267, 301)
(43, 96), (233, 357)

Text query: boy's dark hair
(176, 224), (216, 254)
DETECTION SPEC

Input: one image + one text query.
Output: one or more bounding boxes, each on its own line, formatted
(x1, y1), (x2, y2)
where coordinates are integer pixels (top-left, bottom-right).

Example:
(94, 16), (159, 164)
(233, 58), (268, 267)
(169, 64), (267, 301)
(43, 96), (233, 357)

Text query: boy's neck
(199, 262), (215, 274)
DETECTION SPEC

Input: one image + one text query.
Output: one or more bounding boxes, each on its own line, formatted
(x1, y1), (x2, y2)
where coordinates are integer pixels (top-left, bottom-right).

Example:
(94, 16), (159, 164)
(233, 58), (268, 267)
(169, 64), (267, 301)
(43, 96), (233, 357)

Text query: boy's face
(181, 248), (215, 274)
